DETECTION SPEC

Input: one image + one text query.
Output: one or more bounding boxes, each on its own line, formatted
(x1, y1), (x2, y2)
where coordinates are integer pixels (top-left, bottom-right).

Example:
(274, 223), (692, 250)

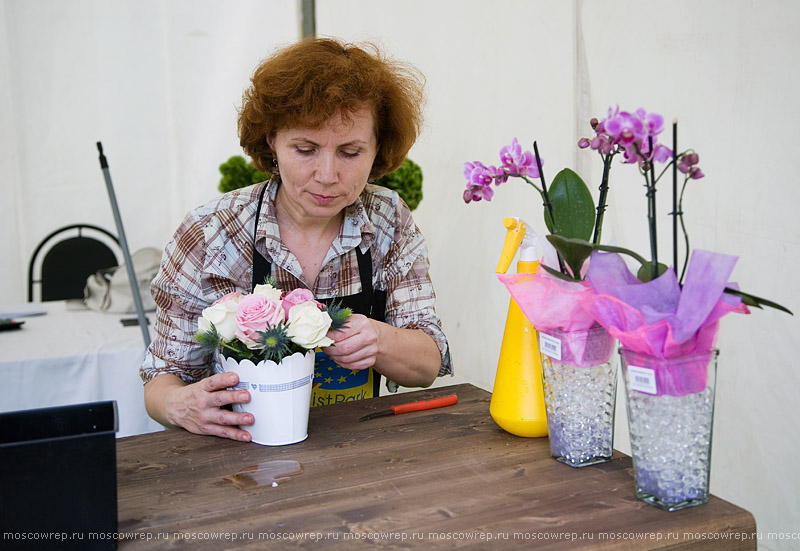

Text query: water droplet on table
(225, 460), (303, 490)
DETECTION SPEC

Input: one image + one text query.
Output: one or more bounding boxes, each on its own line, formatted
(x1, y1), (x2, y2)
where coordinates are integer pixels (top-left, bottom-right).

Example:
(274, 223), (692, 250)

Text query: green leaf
(375, 158), (423, 211)
(545, 234), (594, 279)
(545, 168), (595, 241)
(724, 288), (793, 315)
(592, 244), (650, 267)
(546, 237), (663, 282)
(636, 262), (669, 282)
(592, 243), (665, 283)
(540, 263), (583, 282)
(218, 155), (269, 193)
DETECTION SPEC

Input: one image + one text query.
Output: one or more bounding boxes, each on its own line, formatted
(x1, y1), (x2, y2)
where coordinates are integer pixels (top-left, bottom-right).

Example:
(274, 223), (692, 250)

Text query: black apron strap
(354, 247), (386, 323)
(250, 183), (387, 397)
(353, 247), (386, 396)
(251, 183), (271, 291)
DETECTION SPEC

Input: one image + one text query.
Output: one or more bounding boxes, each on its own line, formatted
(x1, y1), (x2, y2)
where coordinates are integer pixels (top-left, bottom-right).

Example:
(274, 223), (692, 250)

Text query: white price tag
(628, 365), (657, 394)
(539, 333), (562, 361)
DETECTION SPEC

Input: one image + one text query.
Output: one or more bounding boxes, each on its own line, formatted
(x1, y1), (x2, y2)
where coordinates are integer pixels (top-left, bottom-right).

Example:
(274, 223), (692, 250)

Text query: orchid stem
(532, 141), (566, 274)
(519, 175), (543, 195)
(533, 141), (555, 227)
(647, 136), (658, 279)
(672, 121), (678, 279)
(592, 153), (613, 244)
(678, 177), (690, 285)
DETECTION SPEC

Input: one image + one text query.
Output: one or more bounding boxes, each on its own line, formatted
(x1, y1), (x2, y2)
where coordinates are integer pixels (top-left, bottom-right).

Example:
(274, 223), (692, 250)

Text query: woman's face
(271, 108), (377, 224)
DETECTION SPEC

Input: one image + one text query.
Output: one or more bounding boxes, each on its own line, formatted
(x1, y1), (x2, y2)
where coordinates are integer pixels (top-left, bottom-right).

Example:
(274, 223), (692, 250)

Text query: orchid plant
(195, 282), (352, 364)
(557, 106), (698, 283)
(562, 107), (789, 313)
(462, 107), (790, 314)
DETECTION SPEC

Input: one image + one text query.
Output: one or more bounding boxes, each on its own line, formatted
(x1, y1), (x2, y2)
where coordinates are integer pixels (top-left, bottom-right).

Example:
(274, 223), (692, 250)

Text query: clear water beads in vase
(620, 349), (719, 511)
(539, 326), (617, 467)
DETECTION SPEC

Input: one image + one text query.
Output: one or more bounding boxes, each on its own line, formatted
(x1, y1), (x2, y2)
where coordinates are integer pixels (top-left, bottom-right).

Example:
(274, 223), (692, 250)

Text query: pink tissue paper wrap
(498, 266), (614, 368)
(583, 249), (749, 396)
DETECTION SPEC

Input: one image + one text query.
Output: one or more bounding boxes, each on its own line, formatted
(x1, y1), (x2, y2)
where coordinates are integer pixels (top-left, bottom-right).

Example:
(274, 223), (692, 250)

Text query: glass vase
(539, 325), (617, 467)
(620, 348), (719, 511)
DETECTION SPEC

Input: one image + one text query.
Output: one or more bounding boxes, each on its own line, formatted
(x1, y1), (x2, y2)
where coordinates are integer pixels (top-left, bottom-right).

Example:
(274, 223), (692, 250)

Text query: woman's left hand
(321, 313), (380, 371)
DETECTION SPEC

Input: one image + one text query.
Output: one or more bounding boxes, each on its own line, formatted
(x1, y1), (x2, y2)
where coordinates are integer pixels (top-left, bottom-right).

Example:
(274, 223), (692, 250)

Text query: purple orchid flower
(499, 138), (540, 178)
(463, 183), (494, 203)
(678, 152), (704, 180)
(633, 138), (673, 166)
(463, 161), (494, 186)
(636, 108), (665, 136)
(604, 110), (648, 147)
(462, 161), (506, 203)
(592, 108), (672, 166)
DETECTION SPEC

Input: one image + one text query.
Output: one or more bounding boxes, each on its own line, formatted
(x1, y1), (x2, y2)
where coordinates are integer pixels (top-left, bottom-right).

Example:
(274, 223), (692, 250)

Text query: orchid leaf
(591, 243), (665, 282)
(540, 263), (583, 283)
(546, 237), (669, 283)
(546, 234), (594, 279)
(592, 244), (650, 266)
(636, 262), (669, 282)
(544, 168), (595, 241)
(724, 288), (793, 315)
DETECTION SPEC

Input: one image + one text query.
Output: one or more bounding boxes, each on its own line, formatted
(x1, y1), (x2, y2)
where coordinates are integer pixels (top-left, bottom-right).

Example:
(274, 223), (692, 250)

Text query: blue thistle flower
(256, 326), (292, 363)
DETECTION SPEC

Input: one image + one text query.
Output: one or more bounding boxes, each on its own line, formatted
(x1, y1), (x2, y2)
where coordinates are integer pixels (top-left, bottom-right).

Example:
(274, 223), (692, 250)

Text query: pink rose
(212, 291), (242, 307)
(281, 288), (323, 318)
(234, 294), (285, 349)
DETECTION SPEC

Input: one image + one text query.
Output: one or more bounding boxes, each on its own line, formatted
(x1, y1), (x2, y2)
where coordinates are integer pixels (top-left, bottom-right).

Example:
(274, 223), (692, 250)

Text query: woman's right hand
(145, 372), (254, 442)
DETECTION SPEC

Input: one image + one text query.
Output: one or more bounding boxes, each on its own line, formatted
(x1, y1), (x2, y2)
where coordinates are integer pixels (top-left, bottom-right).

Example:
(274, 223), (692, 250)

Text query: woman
(140, 38), (452, 442)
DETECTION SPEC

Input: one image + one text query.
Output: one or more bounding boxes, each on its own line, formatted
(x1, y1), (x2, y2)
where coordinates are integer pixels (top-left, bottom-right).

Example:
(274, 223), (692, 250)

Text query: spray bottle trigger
(496, 217), (526, 274)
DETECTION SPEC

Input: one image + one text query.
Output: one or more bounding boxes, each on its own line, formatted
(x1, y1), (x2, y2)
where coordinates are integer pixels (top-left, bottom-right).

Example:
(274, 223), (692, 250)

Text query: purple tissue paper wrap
(583, 249), (749, 395)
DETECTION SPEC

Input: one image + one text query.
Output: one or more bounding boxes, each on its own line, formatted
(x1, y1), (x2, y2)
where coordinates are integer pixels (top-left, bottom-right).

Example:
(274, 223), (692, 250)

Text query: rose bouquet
(195, 282), (351, 364)
(195, 282), (352, 446)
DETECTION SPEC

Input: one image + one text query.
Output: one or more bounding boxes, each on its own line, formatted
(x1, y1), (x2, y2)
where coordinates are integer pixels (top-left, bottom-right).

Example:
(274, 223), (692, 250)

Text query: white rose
(253, 283), (283, 301)
(286, 301), (334, 349)
(198, 296), (240, 342)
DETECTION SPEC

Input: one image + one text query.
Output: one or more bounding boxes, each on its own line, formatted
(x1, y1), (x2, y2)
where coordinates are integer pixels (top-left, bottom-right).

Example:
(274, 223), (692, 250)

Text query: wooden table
(116, 384), (756, 550)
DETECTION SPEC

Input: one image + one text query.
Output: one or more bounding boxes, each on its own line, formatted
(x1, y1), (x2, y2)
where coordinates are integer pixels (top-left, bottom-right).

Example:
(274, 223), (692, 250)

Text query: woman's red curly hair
(238, 38), (425, 180)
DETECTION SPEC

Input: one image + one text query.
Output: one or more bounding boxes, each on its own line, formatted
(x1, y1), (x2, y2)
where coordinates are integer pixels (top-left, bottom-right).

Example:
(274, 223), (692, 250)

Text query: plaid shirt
(140, 180), (452, 385)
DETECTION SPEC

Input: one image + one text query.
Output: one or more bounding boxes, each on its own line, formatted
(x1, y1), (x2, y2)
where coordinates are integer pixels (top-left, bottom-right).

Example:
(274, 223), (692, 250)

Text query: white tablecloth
(0, 301), (163, 437)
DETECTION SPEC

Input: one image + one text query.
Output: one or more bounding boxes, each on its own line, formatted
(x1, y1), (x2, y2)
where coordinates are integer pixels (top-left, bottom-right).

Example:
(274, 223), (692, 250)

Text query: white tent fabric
(2, 1), (799, 547)
(1, 0), (299, 300)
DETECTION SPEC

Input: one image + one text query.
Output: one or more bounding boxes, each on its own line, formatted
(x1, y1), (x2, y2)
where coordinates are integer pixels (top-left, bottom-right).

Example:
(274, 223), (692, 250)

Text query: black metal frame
(27, 224), (121, 302)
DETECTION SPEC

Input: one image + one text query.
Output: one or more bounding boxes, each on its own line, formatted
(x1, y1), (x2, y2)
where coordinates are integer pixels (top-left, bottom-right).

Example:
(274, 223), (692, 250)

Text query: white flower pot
(216, 350), (315, 446)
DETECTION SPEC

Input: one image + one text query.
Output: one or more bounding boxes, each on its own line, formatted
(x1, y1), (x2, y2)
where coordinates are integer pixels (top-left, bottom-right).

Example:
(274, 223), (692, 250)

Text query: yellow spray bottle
(489, 217), (548, 437)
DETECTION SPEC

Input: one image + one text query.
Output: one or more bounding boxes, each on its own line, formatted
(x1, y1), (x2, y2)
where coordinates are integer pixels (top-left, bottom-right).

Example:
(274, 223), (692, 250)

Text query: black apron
(251, 183), (387, 404)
